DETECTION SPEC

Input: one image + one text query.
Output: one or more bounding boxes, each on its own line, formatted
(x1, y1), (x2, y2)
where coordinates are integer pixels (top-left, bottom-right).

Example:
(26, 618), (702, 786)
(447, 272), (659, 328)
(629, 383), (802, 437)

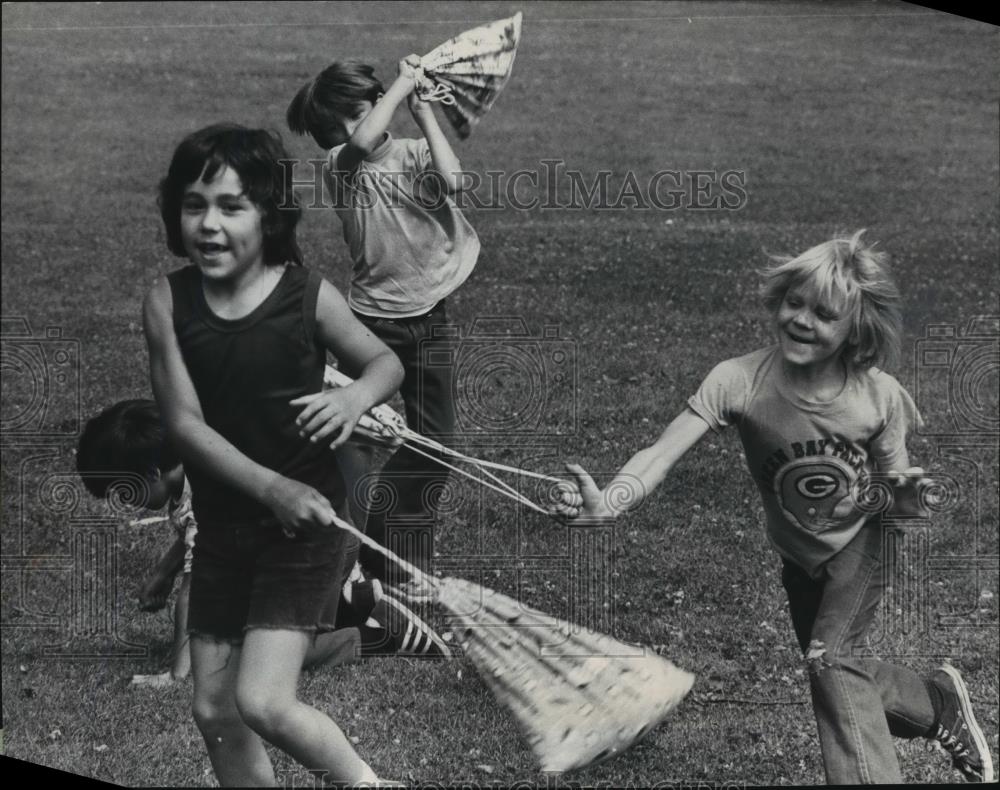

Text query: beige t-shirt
(688, 346), (921, 578)
(325, 134), (480, 317)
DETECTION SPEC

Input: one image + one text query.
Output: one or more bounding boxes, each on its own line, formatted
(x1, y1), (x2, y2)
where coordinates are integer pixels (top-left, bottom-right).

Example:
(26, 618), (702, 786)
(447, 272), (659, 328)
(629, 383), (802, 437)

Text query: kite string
(325, 365), (566, 513)
(389, 427), (568, 514)
(399, 438), (549, 514)
(403, 430), (564, 484)
(329, 511), (435, 589)
(415, 78), (456, 105)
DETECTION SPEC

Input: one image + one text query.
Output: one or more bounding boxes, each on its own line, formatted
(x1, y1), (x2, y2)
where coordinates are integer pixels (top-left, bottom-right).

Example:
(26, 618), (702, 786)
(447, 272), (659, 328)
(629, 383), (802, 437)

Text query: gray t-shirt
(325, 134), (480, 317)
(688, 345), (921, 577)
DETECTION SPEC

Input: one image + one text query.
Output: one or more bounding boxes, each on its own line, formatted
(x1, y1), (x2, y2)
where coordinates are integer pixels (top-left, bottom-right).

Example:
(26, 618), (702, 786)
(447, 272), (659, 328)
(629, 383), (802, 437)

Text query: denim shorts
(188, 518), (348, 643)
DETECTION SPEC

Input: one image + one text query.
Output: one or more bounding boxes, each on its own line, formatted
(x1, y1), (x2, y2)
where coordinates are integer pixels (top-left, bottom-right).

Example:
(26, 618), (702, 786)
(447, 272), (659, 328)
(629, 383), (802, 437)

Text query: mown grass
(2, 1), (998, 786)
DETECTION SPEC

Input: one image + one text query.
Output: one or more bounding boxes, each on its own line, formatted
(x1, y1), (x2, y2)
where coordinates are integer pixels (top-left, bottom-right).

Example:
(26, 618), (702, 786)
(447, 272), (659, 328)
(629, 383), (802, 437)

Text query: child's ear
(146, 466), (163, 483)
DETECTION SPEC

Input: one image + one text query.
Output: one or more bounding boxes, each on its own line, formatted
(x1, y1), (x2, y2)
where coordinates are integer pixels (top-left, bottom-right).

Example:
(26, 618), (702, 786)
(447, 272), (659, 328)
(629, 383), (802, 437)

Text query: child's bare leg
(236, 628), (376, 784)
(131, 577), (190, 688)
(170, 574), (192, 680)
(191, 636), (274, 787)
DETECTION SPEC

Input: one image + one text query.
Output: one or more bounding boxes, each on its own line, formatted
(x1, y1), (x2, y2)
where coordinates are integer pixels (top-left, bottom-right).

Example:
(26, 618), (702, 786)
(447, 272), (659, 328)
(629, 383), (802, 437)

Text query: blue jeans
(781, 521), (937, 784)
(348, 302), (455, 582)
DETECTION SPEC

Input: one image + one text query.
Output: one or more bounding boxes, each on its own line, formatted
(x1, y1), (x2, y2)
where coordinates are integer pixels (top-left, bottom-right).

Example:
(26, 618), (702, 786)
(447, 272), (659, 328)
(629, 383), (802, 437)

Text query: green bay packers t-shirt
(687, 346), (921, 578)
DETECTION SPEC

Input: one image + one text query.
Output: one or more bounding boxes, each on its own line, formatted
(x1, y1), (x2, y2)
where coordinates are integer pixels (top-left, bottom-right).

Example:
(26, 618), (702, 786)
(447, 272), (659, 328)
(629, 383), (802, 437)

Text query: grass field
(2, 1), (998, 786)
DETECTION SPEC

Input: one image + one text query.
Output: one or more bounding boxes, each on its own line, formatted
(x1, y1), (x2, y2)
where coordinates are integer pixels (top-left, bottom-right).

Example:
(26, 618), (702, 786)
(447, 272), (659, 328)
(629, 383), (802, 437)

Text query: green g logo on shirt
(775, 457), (861, 533)
(796, 472), (839, 499)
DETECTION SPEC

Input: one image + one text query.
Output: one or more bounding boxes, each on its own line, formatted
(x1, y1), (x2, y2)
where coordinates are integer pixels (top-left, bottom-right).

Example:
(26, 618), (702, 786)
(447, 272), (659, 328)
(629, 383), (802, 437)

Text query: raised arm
(408, 89), (473, 194)
(143, 278), (338, 532)
(335, 57), (421, 173)
(563, 407), (712, 520)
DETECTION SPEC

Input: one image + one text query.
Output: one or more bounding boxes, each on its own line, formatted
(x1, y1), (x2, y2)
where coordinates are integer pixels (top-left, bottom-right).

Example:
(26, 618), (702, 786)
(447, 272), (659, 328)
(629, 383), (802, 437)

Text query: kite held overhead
(415, 11), (523, 138)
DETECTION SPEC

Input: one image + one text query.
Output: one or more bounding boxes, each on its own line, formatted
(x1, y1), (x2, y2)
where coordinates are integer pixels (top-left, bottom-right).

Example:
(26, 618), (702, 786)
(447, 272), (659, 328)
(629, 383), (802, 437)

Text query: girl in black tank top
(145, 124), (403, 785)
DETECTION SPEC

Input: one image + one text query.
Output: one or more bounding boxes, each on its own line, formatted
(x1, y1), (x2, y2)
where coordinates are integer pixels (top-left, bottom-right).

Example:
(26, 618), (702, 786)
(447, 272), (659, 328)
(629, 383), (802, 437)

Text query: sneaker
(378, 595), (451, 658)
(930, 664), (994, 783)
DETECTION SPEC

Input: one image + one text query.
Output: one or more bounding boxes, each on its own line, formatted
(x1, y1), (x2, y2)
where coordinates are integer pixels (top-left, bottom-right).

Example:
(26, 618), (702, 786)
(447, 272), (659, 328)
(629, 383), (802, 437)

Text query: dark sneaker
(930, 664), (994, 783)
(378, 594), (451, 658)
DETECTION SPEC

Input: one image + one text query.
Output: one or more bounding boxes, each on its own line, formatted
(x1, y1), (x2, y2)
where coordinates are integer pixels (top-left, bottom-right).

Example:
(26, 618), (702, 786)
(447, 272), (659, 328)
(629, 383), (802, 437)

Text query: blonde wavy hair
(760, 230), (902, 370)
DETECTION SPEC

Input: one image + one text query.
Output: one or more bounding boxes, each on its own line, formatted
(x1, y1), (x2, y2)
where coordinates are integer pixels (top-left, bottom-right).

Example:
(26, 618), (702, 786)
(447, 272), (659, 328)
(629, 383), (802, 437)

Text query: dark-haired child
(77, 398), (195, 686)
(287, 57), (480, 595)
(76, 399), (438, 690)
(147, 122), (404, 785)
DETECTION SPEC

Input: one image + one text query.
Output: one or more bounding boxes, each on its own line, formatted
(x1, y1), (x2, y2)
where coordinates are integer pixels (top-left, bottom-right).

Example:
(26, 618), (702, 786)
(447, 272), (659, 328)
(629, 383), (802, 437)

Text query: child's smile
(195, 241), (230, 257)
(776, 283), (853, 370)
(180, 166), (265, 282)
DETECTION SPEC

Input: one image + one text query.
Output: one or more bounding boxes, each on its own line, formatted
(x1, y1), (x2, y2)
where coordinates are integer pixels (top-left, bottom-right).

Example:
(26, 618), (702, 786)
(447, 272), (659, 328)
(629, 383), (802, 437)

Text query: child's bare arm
(138, 535), (185, 611)
(292, 280), (404, 449)
(143, 278), (339, 533)
(409, 91), (472, 193)
(335, 57), (422, 172)
(562, 407), (712, 520)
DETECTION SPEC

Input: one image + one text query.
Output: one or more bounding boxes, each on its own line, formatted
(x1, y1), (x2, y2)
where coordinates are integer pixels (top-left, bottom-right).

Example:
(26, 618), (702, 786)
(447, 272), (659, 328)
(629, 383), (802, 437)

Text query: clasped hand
(398, 54), (433, 117)
(138, 574), (175, 612)
(398, 54), (424, 84)
(263, 476), (337, 538)
(291, 386), (367, 450)
(548, 463), (617, 522)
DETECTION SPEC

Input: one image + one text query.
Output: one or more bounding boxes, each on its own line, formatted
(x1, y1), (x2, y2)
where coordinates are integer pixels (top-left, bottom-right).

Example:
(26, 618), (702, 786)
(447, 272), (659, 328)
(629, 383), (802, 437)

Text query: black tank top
(167, 264), (345, 527)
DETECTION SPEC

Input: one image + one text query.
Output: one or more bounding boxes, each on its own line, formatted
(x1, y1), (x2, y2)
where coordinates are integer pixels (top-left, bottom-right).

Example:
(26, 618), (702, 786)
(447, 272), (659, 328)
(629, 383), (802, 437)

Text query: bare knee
(235, 689), (296, 740)
(193, 696), (242, 741)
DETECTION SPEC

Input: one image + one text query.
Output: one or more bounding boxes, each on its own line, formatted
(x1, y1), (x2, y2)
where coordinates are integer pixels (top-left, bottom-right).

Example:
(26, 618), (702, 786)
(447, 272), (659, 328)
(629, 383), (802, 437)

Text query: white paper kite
(438, 576), (696, 774)
(416, 11), (523, 138)
(330, 514), (696, 775)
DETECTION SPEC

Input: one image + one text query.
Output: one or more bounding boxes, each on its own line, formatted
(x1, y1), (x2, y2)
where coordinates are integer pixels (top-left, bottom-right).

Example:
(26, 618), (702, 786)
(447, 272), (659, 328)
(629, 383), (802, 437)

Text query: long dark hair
(159, 123), (302, 265)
